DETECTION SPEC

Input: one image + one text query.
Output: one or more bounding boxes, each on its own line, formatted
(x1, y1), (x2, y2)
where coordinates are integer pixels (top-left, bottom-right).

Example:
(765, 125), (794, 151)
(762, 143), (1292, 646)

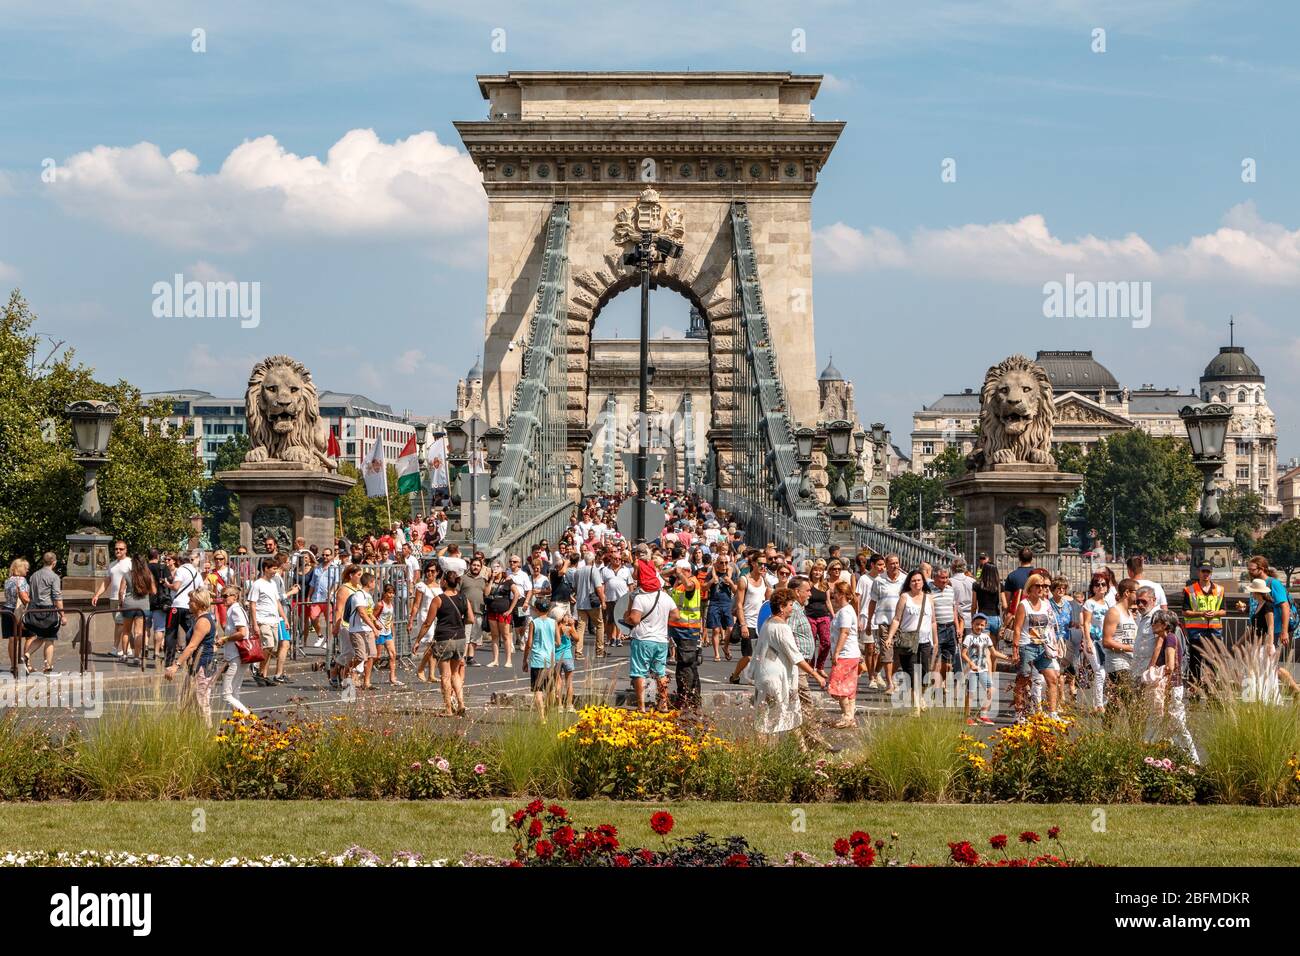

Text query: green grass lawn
(1, 801), (1296, 865)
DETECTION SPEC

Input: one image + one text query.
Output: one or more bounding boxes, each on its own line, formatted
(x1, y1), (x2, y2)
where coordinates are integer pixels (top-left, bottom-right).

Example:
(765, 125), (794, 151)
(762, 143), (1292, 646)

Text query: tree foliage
(1081, 430), (1200, 558)
(1054, 442), (1087, 475)
(201, 432), (251, 550)
(1258, 520), (1300, 585)
(0, 290), (206, 561)
(336, 462), (411, 542)
(890, 446), (967, 531)
(1217, 485), (1266, 558)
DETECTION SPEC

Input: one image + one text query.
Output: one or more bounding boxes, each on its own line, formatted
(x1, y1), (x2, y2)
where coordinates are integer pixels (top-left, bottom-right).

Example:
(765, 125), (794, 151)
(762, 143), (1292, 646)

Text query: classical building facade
(910, 343), (1281, 521)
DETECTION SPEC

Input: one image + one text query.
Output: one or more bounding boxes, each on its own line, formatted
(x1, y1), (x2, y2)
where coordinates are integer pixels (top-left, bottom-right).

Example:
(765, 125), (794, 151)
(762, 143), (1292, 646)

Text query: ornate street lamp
(67, 400), (120, 529)
(65, 399), (120, 584)
(484, 426), (505, 500)
(825, 419), (853, 461)
(1180, 402), (1234, 577)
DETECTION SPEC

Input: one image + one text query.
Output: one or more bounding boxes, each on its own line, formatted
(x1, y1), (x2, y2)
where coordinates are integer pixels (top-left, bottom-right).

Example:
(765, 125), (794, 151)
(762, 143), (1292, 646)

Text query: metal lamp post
(1180, 402), (1234, 578)
(794, 426), (815, 499)
(65, 399), (120, 583)
(413, 421), (429, 518)
(823, 419), (855, 544)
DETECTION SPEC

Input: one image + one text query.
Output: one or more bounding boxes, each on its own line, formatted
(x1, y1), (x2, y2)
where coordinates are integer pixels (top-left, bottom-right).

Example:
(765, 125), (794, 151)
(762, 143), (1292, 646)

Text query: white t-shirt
(832, 605), (860, 659)
(855, 574), (876, 627)
(629, 589), (671, 643)
(870, 572), (905, 628)
(1134, 578), (1168, 609)
(413, 582), (441, 641)
(604, 566), (632, 603)
(951, 573), (975, 628)
(223, 602), (249, 662)
(509, 569), (532, 606)
(404, 554), (421, 583)
(170, 564), (201, 611)
(962, 632), (994, 671)
(440, 554), (468, 578)
(248, 578), (281, 624)
(348, 588), (374, 634)
(105, 557), (133, 603)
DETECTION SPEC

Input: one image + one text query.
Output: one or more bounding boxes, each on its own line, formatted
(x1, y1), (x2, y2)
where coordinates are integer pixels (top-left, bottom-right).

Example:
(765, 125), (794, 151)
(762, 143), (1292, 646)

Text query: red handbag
(234, 633), (265, 664)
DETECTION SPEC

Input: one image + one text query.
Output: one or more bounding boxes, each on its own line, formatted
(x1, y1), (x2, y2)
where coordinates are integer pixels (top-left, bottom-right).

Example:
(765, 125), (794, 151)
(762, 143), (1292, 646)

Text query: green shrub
(0, 716), (78, 800)
(490, 715), (575, 798)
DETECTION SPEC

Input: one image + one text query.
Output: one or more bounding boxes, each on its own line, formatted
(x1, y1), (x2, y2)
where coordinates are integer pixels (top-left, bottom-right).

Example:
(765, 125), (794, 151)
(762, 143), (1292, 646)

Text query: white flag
(362, 436), (388, 498)
(429, 436), (449, 491)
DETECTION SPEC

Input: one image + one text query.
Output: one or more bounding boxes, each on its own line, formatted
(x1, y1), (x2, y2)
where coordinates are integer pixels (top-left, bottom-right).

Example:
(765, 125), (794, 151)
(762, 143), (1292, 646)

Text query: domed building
(910, 335), (1281, 523)
(454, 356), (484, 420)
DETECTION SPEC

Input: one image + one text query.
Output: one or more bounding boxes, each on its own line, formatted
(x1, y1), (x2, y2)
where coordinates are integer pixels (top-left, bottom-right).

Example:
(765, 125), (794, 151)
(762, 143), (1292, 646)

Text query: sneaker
(125, 656), (139, 666)
(391, 679), (406, 687)
(273, 675), (288, 684)
(978, 716), (995, 726)
(484, 661), (499, 668)
(966, 718), (978, 726)
(465, 659), (478, 666)
(312, 637), (326, 648)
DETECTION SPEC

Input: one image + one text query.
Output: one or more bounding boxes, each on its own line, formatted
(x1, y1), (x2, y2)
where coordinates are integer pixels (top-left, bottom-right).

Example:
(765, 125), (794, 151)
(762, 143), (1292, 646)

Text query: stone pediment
(1053, 392), (1131, 429)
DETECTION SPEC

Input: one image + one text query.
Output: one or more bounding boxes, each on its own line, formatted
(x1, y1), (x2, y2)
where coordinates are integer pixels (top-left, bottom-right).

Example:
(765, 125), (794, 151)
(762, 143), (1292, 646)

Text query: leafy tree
(336, 462), (411, 542)
(1081, 430), (1200, 558)
(890, 446), (968, 532)
(1054, 442), (1087, 475)
(0, 290), (205, 561)
(1258, 520), (1300, 585)
(1217, 485), (1266, 558)
(201, 432), (251, 549)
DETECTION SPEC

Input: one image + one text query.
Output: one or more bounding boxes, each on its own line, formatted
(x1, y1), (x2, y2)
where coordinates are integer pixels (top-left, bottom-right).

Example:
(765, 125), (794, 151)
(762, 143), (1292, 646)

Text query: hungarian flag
(395, 434), (422, 495)
(327, 427), (341, 460)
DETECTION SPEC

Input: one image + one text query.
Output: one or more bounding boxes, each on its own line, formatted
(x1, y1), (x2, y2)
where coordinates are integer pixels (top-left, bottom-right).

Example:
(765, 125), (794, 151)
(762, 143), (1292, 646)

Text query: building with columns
(909, 340), (1281, 522)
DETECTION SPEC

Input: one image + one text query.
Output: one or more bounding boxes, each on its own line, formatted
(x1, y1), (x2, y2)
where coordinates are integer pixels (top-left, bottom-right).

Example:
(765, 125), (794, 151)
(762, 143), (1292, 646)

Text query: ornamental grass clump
(856, 711), (967, 801)
(75, 701), (220, 799)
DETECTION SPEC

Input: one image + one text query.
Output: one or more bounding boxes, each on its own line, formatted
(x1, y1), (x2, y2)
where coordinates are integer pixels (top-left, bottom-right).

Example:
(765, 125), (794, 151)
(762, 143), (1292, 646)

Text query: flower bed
(1, 705), (1296, 805)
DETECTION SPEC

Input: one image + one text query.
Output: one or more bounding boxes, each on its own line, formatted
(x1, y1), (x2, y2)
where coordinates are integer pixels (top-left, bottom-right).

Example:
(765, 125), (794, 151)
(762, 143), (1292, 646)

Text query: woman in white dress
(752, 587), (826, 736)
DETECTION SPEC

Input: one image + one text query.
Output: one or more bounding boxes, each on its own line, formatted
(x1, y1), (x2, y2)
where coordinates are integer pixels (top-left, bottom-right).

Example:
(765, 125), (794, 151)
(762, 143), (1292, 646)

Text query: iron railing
(849, 518), (960, 569)
(483, 201), (573, 553)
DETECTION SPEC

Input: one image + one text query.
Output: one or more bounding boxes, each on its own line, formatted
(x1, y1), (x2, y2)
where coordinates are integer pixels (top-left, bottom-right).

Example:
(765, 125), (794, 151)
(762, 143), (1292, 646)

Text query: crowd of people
(4, 492), (1296, 763)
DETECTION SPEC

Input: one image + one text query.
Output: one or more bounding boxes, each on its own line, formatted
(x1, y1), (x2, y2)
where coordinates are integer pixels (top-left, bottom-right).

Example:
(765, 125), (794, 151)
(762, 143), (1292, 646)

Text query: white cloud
(185, 260), (237, 283)
(184, 343), (258, 393)
(0, 260), (19, 283)
(48, 129), (485, 251)
(815, 203), (1300, 285)
(395, 349), (426, 375)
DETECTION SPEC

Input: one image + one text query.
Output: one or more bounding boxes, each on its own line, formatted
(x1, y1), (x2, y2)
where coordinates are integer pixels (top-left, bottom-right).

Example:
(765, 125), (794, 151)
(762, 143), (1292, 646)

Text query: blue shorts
(151, 610), (168, 632)
(1017, 642), (1059, 676)
(982, 614), (1002, 636)
(628, 639), (669, 679)
(966, 671), (993, 692)
(706, 605), (734, 630)
(376, 633), (392, 645)
(557, 658), (575, 674)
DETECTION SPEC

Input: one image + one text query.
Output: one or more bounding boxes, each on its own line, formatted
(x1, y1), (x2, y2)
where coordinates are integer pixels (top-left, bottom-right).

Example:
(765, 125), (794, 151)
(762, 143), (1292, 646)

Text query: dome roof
(1034, 350), (1120, 391)
(819, 356), (844, 381)
(466, 356), (483, 381)
(1201, 346), (1263, 384)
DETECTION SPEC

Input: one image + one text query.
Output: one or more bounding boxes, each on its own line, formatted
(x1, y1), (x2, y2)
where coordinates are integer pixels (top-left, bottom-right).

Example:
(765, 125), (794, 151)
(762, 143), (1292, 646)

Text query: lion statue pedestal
(944, 355), (1082, 559)
(215, 356), (356, 555)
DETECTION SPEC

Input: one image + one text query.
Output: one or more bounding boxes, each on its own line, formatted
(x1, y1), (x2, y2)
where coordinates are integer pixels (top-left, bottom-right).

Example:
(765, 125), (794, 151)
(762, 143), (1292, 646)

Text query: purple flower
(473, 763), (487, 775)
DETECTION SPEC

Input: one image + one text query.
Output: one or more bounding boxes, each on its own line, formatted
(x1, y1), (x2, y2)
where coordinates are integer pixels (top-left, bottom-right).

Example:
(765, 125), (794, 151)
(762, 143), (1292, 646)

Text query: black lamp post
(65, 399), (120, 582)
(794, 426), (815, 499)
(1180, 402), (1234, 577)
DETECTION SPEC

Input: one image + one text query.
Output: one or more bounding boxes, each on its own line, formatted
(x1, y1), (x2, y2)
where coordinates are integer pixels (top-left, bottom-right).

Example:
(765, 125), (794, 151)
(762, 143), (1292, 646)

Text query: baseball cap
(1197, 561), (1214, 571)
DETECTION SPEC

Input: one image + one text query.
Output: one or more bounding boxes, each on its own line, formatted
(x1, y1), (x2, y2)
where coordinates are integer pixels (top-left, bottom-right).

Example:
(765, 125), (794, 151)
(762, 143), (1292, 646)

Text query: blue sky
(3, 0), (1299, 456)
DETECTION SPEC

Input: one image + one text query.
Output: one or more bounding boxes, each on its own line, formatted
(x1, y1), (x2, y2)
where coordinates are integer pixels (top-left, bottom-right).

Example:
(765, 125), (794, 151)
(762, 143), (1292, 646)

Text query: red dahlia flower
(650, 811), (675, 836)
(553, 825), (575, 847)
(724, 853), (751, 867)
(833, 838), (851, 858)
(1019, 831), (1040, 844)
(528, 818), (543, 839)
(510, 810), (527, 827)
(526, 799), (544, 816)
(990, 834), (1008, 850)
(547, 804), (568, 818)
(613, 854), (631, 867)
(849, 830), (870, 847)
(947, 841), (979, 866)
(535, 840), (554, 859)
(1047, 826), (1061, 840)
(851, 844), (876, 867)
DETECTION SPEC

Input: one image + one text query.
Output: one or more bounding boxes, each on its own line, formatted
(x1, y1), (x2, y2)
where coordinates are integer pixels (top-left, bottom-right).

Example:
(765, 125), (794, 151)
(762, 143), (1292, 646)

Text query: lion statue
(242, 355), (336, 470)
(967, 354), (1057, 470)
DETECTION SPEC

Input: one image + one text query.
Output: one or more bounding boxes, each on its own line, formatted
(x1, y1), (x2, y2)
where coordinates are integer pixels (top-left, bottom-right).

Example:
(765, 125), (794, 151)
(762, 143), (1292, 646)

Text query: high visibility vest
(671, 585), (702, 629)
(1183, 581), (1223, 631)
